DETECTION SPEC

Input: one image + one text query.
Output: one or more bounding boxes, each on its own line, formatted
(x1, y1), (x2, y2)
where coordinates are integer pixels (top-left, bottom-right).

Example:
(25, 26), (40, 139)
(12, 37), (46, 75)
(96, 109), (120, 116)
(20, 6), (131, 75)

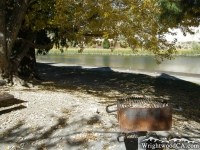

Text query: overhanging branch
(16, 38), (53, 49)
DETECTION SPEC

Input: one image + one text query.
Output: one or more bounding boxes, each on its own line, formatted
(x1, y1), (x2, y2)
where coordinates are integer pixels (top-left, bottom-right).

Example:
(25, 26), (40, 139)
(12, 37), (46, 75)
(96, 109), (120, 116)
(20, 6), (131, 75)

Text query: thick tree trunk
(0, 0), (31, 83)
(0, 0), (12, 81)
(14, 29), (52, 80)
(18, 47), (40, 79)
(0, 0), (40, 84)
(6, 1), (29, 58)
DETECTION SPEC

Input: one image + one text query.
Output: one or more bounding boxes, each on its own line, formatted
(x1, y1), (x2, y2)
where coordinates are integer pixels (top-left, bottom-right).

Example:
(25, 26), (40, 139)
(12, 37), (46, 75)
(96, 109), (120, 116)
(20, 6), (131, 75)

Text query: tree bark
(0, 0), (12, 80)
(6, 1), (29, 59)
(0, 0), (37, 83)
(18, 47), (40, 79)
(0, 0), (8, 70)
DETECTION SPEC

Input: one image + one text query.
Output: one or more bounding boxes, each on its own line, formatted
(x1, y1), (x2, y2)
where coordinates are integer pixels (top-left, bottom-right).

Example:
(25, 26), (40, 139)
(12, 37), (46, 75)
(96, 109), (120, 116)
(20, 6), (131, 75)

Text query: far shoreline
(47, 52), (200, 57)
(36, 61), (200, 85)
(39, 47), (200, 56)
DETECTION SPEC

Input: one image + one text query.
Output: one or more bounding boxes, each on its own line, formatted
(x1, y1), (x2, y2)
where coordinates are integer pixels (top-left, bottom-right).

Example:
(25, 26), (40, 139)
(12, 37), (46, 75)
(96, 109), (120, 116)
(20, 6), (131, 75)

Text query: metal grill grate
(118, 97), (168, 108)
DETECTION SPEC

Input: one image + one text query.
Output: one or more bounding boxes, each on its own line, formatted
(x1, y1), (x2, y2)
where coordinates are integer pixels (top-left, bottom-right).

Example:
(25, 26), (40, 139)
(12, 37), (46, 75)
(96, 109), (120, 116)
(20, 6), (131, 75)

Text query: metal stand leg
(124, 132), (147, 150)
(124, 137), (138, 150)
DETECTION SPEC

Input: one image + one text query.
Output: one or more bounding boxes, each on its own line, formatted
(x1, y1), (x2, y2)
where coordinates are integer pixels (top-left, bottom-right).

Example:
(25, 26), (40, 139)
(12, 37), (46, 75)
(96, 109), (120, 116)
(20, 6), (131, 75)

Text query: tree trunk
(0, 0), (42, 83)
(15, 29), (52, 80)
(6, 1), (29, 58)
(0, 0), (12, 81)
(18, 47), (40, 79)
(0, 0), (31, 83)
(0, 0), (7, 68)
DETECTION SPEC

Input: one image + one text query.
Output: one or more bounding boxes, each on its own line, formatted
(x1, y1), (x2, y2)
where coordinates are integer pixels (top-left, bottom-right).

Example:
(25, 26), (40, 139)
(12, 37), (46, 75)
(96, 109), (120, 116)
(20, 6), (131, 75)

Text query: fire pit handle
(169, 103), (183, 111)
(106, 103), (118, 113)
(117, 134), (125, 142)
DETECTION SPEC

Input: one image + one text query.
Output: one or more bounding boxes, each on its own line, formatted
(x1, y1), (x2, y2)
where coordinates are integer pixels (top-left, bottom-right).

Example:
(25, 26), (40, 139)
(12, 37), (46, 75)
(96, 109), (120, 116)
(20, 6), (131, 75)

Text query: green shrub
(192, 42), (200, 53)
(120, 41), (129, 48)
(103, 39), (110, 49)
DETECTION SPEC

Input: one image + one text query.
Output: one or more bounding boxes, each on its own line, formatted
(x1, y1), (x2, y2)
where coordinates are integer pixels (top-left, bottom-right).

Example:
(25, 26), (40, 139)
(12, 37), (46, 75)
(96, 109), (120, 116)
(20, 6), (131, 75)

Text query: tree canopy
(0, 0), (199, 83)
(37, 0), (178, 60)
(158, 0), (200, 34)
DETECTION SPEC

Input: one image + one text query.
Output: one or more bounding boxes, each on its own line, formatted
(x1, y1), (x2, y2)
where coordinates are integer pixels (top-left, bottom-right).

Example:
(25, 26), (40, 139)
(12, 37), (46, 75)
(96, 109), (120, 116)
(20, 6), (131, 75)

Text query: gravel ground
(0, 88), (124, 150)
(0, 62), (200, 150)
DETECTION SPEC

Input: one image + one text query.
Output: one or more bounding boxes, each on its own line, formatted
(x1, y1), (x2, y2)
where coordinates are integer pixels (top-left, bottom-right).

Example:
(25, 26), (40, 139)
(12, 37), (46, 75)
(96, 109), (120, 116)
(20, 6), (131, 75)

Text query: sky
(165, 27), (200, 42)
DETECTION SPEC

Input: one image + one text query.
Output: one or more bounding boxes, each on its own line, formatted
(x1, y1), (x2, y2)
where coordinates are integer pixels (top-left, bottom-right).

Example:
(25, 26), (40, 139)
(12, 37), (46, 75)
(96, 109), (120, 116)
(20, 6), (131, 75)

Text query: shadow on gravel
(0, 98), (27, 115)
(35, 62), (200, 119)
(0, 114), (120, 150)
(34, 62), (200, 121)
(10, 62), (198, 149)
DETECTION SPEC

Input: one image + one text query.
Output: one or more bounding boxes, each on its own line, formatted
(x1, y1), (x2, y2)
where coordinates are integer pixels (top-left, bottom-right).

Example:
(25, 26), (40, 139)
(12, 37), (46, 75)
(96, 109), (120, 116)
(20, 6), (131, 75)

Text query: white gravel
(1, 86), (200, 150)
(0, 87), (126, 150)
(1, 62), (200, 149)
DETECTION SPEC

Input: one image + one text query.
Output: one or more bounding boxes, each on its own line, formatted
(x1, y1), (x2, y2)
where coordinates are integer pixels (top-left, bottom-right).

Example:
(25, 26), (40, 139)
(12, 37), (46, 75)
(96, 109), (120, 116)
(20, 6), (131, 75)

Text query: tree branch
(29, 0), (38, 5)
(16, 38), (53, 50)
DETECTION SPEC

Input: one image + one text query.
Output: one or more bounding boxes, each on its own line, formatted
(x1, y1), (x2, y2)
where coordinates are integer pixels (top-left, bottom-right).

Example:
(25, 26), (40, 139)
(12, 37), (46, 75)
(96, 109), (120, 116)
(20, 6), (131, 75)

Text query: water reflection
(36, 54), (200, 74)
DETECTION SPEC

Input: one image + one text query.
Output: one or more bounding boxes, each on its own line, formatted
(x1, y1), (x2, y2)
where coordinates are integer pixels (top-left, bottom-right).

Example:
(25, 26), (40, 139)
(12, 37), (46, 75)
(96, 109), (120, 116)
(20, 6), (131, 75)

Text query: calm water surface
(37, 54), (200, 74)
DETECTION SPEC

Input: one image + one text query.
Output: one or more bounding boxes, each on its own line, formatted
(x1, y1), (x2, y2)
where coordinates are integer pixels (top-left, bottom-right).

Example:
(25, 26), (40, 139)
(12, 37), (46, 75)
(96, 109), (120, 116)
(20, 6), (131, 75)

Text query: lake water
(36, 54), (200, 75)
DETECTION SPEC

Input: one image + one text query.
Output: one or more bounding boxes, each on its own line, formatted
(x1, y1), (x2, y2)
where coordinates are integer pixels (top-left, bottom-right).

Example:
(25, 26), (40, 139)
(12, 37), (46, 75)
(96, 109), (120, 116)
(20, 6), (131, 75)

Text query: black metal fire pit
(106, 97), (172, 133)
